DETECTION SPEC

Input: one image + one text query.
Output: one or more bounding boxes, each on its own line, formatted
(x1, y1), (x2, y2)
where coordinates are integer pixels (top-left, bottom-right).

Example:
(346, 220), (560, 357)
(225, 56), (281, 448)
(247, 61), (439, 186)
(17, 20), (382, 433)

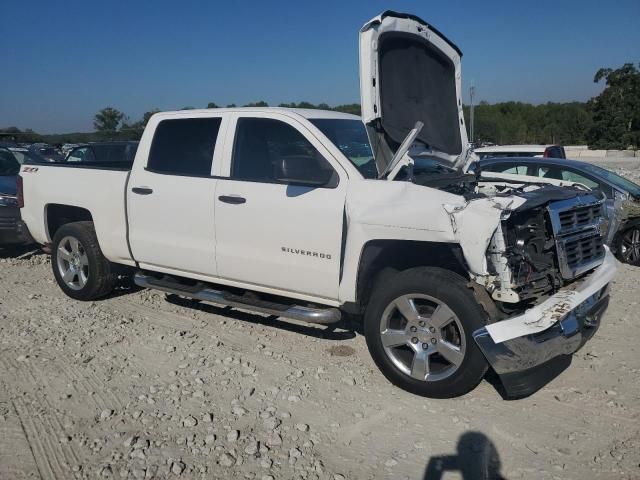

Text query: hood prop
(378, 121), (424, 180)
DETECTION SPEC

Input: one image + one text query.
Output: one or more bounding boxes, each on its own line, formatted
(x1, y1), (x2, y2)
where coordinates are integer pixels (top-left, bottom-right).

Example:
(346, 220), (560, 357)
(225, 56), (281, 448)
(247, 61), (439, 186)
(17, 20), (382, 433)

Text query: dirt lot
(1, 158), (639, 480)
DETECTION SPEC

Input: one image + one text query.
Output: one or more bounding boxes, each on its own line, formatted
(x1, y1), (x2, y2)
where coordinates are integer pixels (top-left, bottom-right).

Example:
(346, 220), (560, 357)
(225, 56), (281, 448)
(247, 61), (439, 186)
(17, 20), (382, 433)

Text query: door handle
(218, 195), (246, 205)
(132, 187), (153, 195)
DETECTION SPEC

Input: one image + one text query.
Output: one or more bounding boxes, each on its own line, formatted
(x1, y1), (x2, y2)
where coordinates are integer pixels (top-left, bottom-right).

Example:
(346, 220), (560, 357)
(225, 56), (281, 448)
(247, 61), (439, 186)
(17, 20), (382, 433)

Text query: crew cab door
(126, 113), (227, 277)
(214, 112), (347, 301)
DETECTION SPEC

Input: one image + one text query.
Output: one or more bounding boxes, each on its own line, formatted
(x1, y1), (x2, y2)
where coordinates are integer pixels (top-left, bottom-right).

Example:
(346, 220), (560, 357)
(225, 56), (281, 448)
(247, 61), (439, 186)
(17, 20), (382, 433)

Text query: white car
(474, 144), (566, 159)
(19, 11), (614, 399)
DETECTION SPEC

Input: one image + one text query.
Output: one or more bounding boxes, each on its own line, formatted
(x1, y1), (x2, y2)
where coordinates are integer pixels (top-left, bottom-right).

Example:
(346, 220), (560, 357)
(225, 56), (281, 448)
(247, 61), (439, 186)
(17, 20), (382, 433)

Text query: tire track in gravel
(0, 355), (82, 480)
(12, 396), (79, 480)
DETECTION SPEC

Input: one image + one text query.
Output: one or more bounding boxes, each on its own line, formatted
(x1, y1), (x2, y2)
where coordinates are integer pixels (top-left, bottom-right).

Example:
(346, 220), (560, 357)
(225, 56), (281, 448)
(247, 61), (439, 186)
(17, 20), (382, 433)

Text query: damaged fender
(443, 196), (526, 276)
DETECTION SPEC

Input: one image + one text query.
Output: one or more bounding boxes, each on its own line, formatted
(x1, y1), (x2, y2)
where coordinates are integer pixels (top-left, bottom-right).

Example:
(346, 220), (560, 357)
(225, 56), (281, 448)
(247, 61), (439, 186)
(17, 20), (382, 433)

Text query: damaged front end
(443, 182), (615, 397)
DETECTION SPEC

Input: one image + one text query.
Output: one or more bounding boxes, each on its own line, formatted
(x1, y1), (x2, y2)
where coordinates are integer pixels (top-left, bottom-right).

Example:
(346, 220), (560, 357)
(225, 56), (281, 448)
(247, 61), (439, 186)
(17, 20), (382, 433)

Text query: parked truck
(19, 11), (616, 398)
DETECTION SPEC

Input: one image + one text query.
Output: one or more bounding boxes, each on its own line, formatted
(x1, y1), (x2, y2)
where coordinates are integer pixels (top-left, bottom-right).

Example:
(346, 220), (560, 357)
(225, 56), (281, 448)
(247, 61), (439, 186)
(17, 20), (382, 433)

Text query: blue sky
(1, 0), (639, 133)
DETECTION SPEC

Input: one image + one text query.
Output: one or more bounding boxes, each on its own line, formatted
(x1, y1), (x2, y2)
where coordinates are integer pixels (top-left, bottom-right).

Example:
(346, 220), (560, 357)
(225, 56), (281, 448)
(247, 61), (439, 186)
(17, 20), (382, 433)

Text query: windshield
(309, 119), (377, 179)
(582, 164), (640, 198)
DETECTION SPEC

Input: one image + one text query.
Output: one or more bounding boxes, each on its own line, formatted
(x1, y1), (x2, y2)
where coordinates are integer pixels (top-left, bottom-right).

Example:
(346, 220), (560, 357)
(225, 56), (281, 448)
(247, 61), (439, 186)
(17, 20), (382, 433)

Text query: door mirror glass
(274, 155), (335, 186)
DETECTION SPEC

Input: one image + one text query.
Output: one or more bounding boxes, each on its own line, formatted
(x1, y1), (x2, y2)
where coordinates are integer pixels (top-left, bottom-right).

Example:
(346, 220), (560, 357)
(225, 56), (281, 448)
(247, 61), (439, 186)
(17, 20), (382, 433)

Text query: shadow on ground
(0, 243), (40, 259)
(424, 431), (506, 480)
(164, 293), (358, 341)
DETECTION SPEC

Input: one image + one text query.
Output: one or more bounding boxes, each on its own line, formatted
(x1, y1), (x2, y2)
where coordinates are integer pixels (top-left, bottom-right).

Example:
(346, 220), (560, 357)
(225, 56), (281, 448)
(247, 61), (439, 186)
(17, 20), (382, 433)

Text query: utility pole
(469, 84), (476, 145)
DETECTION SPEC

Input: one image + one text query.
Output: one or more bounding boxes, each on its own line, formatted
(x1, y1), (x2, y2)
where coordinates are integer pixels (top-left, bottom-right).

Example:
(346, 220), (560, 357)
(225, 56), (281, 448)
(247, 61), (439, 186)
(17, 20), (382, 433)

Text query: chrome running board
(134, 272), (341, 325)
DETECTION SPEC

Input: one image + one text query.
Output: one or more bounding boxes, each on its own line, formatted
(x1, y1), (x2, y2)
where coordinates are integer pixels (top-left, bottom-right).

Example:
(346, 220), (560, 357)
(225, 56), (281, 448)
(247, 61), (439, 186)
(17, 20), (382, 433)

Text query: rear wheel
(364, 267), (488, 398)
(52, 221), (116, 300)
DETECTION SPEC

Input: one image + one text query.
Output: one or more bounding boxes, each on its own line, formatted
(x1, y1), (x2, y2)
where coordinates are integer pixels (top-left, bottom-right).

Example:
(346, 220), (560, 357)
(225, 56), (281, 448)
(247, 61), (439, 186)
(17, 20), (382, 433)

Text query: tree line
(2, 63), (638, 149)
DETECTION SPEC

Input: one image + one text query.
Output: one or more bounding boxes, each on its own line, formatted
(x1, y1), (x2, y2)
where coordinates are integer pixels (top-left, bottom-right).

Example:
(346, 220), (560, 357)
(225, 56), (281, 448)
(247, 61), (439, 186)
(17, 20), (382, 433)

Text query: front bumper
(473, 248), (617, 398)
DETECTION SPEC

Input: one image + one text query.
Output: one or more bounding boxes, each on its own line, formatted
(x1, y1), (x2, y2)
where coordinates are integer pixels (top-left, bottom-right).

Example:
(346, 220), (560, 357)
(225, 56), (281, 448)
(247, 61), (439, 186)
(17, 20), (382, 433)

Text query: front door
(214, 113), (347, 301)
(127, 114), (225, 277)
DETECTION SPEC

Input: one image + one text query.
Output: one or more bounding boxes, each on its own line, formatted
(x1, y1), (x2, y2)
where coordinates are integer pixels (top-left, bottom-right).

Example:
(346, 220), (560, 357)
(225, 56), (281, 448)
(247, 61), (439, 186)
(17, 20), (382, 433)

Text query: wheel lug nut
(411, 337), (418, 344)
(410, 326), (417, 333)
(431, 338), (437, 344)
(429, 327), (435, 333)
(422, 343), (429, 350)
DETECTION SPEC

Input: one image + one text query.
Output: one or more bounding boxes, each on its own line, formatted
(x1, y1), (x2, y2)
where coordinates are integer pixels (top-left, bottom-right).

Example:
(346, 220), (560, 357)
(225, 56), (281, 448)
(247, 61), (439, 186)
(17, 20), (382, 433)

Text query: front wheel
(616, 226), (640, 266)
(52, 221), (116, 300)
(364, 267), (488, 398)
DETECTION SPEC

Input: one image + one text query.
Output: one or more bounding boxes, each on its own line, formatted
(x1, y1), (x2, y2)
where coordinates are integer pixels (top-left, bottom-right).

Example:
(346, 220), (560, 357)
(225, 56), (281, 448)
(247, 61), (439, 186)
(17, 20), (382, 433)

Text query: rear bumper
(473, 248), (616, 398)
(0, 208), (34, 245)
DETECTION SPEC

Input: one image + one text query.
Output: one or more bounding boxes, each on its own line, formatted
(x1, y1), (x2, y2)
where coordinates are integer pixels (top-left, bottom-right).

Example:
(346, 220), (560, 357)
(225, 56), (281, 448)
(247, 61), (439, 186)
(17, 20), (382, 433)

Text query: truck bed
(19, 162), (134, 265)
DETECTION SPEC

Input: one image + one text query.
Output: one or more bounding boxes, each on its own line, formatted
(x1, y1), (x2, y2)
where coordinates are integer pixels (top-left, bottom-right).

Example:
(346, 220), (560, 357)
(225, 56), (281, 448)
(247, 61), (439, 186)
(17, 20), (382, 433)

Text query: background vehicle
(479, 157), (640, 265)
(28, 144), (64, 163)
(474, 144), (566, 159)
(8, 146), (50, 164)
(0, 148), (32, 245)
(65, 141), (139, 166)
(19, 12), (615, 399)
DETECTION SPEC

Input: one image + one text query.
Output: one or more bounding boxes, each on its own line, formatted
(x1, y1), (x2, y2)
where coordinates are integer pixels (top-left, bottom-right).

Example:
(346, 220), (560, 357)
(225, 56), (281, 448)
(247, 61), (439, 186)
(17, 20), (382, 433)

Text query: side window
(231, 117), (336, 185)
(485, 163), (528, 175)
(536, 165), (564, 180)
(148, 117), (221, 176)
(501, 165), (528, 175)
(67, 147), (94, 163)
(558, 169), (599, 189)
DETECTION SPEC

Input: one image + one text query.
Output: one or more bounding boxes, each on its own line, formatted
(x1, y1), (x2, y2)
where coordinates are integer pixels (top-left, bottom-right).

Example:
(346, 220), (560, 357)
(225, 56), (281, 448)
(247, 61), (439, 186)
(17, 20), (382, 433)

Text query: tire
(364, 267), (489, 398)
(51, 221), (116, 300)
(614, 226), (640, 266)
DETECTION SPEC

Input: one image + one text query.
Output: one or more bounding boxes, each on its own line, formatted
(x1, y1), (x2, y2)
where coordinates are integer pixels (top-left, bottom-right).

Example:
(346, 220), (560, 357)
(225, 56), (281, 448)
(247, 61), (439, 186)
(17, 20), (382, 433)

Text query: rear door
(127, 114), (227, 277)
(214, 112), (347, 301)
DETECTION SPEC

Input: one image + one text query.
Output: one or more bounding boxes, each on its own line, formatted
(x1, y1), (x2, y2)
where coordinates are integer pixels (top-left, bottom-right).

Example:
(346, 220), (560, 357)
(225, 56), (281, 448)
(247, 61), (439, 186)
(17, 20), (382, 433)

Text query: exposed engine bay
(409, 161), (607, 312)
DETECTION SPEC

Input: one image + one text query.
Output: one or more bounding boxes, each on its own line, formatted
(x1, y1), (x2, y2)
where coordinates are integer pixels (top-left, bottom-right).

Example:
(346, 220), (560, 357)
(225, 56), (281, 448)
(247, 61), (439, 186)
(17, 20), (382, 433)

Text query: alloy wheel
(621, 227), (640, 264)
(56, 236), (89, 290)
(379, 294), (466, 382)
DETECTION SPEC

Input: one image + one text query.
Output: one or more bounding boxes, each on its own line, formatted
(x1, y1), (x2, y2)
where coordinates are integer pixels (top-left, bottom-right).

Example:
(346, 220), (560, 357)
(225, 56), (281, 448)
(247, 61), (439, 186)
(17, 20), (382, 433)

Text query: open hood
(359, 11), (469, 175)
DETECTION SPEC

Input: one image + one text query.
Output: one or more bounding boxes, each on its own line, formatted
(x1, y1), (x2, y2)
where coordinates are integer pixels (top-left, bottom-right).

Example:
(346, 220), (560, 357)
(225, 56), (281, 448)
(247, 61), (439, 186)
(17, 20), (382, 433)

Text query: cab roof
(155, 107), (361, 121)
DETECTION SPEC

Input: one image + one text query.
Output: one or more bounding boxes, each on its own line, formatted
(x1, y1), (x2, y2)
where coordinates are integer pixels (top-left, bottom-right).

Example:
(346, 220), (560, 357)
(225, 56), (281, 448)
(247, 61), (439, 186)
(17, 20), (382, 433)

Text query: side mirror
(275, 155), (335, 187)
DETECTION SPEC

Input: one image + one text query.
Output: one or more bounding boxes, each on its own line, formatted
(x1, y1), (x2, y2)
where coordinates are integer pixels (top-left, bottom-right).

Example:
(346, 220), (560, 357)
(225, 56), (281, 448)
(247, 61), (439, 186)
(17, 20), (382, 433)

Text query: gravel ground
(0, 158), (639, 480)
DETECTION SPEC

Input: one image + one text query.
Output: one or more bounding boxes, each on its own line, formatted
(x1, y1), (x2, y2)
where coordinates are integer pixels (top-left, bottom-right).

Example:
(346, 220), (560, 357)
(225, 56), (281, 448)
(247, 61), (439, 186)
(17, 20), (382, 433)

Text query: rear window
(148, 118), (221, 176)
(0, 149), (19, 175)
(92, 144), (129, 163)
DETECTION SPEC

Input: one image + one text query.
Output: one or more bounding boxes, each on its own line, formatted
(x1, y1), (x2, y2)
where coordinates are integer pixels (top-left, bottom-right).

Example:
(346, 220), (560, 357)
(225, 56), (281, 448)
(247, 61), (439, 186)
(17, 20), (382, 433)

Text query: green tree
(93, 107), (124, 132)
(207, 102), (219, 108)
(120, 109), (160, 140)
(587, 63), (640, 149)
(243, 101), (269, 107)
(333, 103), (361, 115)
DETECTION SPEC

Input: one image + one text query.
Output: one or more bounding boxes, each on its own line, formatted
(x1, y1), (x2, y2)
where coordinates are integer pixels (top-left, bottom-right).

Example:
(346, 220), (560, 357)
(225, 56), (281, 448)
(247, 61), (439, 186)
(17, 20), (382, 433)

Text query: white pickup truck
(20, 11), (616, 399)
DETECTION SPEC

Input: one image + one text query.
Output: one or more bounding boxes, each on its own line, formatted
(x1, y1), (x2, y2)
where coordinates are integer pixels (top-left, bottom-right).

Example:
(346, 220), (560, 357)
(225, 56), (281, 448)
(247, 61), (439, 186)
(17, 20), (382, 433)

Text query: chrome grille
(547, 195), (605, 280)
(558, 204), (602, 233)
(561, 231), (604, 271)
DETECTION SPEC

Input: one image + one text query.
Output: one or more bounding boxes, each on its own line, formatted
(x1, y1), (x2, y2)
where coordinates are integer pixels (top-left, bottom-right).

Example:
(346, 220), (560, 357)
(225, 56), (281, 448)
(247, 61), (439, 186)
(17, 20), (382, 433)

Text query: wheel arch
(349, 239), (469, 313)
(45, 204), (94, 242)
